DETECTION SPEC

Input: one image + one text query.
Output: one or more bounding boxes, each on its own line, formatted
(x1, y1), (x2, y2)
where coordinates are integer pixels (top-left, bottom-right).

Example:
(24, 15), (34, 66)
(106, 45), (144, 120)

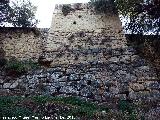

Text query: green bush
(118, 100), (134, 113)
(0, 58), (7, 67)
(5, 59), (39, 76)
(31, 96), (109, 118)
(0, 96), (34, 119)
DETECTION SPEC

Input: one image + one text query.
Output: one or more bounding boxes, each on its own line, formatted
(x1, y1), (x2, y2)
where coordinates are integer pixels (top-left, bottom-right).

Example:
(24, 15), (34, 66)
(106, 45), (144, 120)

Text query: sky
(30, 0), (90, 28)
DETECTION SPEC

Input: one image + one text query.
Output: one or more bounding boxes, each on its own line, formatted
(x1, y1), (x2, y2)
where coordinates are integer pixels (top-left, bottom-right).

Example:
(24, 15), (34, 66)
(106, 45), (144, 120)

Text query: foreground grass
(0, 96), (109, 120)
(0, 96), (151, 120)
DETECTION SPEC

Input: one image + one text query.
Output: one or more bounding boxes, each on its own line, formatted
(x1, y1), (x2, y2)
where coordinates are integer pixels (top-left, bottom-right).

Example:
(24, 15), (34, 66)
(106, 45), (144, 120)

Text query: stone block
(3, 83), (11, 89)
(130, 83), (145, 92)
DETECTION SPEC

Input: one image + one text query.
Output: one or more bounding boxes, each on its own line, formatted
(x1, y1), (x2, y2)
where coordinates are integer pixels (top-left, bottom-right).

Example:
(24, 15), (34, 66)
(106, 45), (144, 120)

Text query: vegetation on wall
(126, 34), (160, 78)
(62, 5), (74, 16)
(0, 58), (7, 67)
(2, 58), (40, 77)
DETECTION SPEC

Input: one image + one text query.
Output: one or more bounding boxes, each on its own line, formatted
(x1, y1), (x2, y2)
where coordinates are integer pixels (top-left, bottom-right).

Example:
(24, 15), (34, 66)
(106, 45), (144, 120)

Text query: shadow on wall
(0, 40), (6, 67)
(0, 48), (5, 58)
(126, 34), (160, 78)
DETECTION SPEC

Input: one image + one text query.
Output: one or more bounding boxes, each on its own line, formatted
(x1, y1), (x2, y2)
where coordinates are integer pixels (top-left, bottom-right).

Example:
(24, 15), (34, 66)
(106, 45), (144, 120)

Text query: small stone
(149, 82), (160, 90)
(110, 87), (119, 94)
(0, 79), (4, 85)
(108, 64), (120, 72)
(145, 107), (160, 120)
(83, 73), (95, 80)
(119, 83), (129, 93)
(118, 94), (127, 100)
(129, 90), (136, 100)
(77, 80), (87, 90)
(91, 79), (101, 88)
(49, 86), (56, 93)
(60, 86), (78, 95)
(130, 83), (145, 92)
(119, 55), (131, 63)
(105, 80), (116, 87)
(57, 76), (68, 82)
(51, 72), (63, 80)
(3, 83), (11, 89)
(68, 74), (80, 81)
(10, 81), (19, 89)
(80, 86), (94, 98)
(108, 57), (119, 63)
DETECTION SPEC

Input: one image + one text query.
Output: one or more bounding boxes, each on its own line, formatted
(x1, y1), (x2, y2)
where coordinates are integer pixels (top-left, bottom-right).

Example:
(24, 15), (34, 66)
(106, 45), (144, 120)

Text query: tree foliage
(0, 0), (38, 27)
(90, 0), (118, 14)
(0, 0), (11, 26)
(90, 0), (160, 35)
(117, 0), (160, 34)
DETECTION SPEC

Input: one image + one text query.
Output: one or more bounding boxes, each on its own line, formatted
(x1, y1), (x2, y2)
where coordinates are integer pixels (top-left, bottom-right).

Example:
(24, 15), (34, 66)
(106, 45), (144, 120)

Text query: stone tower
(42, 3), (159, 101)
(45, 3), (127, 64)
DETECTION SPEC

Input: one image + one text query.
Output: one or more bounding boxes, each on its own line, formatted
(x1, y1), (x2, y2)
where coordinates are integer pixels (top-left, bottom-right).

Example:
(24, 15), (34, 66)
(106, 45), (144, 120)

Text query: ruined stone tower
(45, 3), (127, 64)
(0, 3), (159, 102)
(42, 3), (159, 101)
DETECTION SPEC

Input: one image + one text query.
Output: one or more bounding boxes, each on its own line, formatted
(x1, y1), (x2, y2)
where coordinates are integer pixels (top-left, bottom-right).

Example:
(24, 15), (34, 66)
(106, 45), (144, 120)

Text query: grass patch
(0, 96), (109, 119)
(0, 96), (148, 120)
(0, 96), (35, 119)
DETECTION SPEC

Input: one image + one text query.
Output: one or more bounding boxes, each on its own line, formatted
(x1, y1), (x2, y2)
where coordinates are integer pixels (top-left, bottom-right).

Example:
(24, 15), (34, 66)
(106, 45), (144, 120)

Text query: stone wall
(0, 3), (159, 104)
(0, 27), (48, 61)
(0, 59), (159, 102)
(42, 3), (159, 102)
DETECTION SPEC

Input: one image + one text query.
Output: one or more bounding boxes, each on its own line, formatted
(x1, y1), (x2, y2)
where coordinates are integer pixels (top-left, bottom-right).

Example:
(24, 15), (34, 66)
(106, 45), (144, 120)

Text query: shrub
(118, 100), (134, 113)
(0, 96), (34, 119)
(0, 58), (7, 67)
(5, 59), (39, 76)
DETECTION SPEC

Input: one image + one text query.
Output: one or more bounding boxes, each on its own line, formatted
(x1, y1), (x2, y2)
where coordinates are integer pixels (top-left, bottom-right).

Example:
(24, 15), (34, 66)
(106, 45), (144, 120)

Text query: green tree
(117, 0), (160, 34)
(90, 0), (160, 35)
(0, 0), (38, 27)
(0, 0), (11, 26)
(8, 0), (38, 27)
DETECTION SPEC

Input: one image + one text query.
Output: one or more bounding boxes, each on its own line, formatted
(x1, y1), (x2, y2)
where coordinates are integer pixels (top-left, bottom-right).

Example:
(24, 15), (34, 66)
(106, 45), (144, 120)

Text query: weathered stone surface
(145, 107), (160, 120)
(110, 87), (119, 95)
(3, 83), (11, 89)
(68, 74), (80, 81)
(0, 28), (48, 61)
(148, 82), (160, 90)
(0, 3), (159, 105)
(10, 81), (19, 89)
(80, 86), (94, 97)
(130, 83), (145, 92)
(60, 86), (78, 95)
(0, 79), (4, 85)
